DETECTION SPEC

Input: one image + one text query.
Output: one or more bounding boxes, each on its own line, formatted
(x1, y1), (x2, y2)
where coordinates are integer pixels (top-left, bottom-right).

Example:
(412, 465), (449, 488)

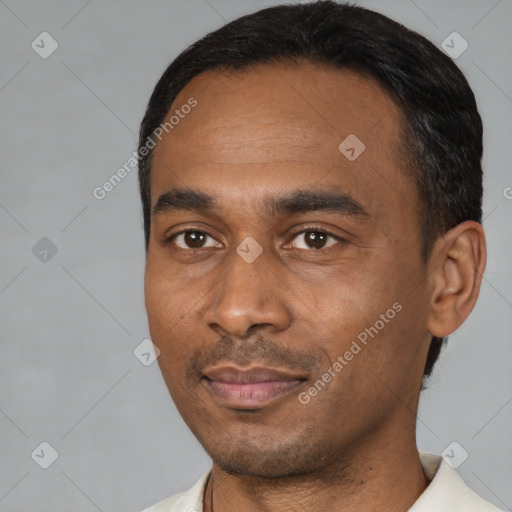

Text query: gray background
(0, 0), (510, 511)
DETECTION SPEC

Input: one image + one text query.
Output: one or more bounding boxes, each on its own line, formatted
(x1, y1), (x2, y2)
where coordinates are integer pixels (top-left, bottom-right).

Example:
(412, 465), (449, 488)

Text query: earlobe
(426, 221), (486, 337)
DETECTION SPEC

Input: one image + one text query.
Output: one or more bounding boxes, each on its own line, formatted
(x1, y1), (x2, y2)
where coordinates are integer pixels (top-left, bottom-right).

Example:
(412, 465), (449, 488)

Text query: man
(136, 1), (501, 510)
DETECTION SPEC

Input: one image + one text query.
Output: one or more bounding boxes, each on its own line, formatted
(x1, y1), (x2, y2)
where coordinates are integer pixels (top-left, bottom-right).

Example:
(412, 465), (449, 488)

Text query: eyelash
(165, 225), (347, 251)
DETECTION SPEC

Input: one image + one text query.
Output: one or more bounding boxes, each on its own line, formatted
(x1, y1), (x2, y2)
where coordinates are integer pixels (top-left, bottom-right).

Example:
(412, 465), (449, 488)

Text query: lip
(202, 364), (308, 409)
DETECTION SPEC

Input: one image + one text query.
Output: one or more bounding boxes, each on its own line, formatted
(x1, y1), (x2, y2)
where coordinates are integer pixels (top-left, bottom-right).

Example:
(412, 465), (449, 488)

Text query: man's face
(144, 62), (432, 477)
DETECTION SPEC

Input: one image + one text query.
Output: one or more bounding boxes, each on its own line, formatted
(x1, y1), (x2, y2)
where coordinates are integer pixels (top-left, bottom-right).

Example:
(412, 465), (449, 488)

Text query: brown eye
(290, 229), (342, 250)
(184, 231), (207, 248)
(304, 231), (328, 249)
(168, 230), (220, 249)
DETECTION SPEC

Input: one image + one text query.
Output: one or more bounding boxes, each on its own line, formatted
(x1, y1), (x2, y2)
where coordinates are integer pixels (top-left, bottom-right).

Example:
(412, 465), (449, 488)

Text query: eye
(167, 230), (221, 250)
(288, 228), (345, 250)
(165, 226), (346, 251)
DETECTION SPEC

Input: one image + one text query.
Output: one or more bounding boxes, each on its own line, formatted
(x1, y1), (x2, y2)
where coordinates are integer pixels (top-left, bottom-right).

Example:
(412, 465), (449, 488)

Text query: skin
(144, 60), (486, 512)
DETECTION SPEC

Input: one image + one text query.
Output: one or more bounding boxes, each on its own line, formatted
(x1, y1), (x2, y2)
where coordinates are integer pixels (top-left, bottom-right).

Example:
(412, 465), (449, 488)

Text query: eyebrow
(152, 187), (370, 219)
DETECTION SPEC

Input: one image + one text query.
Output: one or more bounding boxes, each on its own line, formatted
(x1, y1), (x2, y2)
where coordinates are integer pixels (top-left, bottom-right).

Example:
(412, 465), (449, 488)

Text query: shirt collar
(410, 451), (501, 511)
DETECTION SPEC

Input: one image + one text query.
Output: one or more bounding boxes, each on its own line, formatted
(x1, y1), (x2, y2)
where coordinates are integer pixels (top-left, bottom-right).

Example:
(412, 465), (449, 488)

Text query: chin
(199, 431), (329, 478)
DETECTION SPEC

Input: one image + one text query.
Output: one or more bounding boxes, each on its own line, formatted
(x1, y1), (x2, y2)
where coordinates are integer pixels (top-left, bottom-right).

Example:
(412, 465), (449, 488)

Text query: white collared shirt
(139, 452), (505, 511)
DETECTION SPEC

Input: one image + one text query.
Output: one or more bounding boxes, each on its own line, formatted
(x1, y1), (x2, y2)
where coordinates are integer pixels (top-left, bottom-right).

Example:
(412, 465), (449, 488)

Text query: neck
(203, 430), (429, 512)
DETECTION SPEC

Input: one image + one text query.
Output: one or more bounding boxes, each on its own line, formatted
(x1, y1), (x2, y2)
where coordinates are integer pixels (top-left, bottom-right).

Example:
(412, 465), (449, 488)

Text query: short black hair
(137, 0), (483, 387)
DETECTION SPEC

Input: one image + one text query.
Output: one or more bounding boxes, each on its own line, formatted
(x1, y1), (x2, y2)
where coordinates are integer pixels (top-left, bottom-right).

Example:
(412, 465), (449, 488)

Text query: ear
(426, 221), (487, 338)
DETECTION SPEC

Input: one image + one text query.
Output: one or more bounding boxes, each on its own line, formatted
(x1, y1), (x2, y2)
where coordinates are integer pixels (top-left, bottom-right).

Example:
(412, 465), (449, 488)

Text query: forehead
(150, 61), (416, 221)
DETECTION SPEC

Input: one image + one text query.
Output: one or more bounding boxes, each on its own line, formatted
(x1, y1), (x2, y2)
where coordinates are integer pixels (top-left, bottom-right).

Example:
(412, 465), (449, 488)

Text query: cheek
(313, 261), (396, 332)
(144, 266), (195, 373)
(308, 256), (421, 373)
(145, 256), (189, 326)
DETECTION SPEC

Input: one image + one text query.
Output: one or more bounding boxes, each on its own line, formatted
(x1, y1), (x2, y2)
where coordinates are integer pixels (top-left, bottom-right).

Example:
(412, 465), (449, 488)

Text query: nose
(203, 245), (292, 338)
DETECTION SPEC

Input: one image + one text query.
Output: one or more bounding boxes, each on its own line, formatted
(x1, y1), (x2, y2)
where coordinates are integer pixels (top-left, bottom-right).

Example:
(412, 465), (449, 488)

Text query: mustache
(186, 335), (322, 379)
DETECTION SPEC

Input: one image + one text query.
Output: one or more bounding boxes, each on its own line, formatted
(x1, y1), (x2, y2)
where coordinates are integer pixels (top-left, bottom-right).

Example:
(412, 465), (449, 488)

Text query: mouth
(201, 364), (308, 409)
